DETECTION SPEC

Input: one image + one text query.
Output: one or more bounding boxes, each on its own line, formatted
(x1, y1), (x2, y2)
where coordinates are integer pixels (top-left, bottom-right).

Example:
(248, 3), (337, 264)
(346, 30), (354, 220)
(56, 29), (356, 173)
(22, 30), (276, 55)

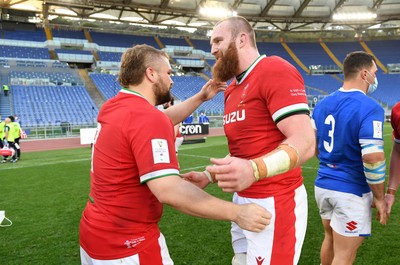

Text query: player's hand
(373, 197), (388, 225)
(385, 193), (395, 217)
(181, 171), (210, 189)
(207, 156), (256, 192)
(199, 79), (227, 101)
(234, 203), (272, 232)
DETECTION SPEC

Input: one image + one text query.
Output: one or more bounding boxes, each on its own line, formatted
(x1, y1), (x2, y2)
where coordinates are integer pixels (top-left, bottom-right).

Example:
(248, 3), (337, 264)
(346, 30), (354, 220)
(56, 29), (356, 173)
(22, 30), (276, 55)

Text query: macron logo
(256, 256), (265, 265)
(346, 221), (358, 231)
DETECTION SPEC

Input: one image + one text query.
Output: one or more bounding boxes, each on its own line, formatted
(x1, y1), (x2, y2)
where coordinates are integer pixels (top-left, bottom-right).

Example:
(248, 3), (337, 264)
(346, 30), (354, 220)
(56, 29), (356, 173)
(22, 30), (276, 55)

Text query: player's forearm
(250, 133), (315, 181)
(174, 195), (238, 222)
(369, 182), (386, 201)
(162, 180), (237, 221)
(164, 93), (204, 125)
(282, 131), (315, 166)
(277, 114), (316, 166)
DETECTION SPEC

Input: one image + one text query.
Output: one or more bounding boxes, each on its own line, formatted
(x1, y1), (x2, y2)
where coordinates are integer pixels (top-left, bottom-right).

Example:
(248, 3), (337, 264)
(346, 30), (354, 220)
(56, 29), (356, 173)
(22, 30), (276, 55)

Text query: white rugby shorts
(315, 186), (372, 237)
(232, 185), (307, 265)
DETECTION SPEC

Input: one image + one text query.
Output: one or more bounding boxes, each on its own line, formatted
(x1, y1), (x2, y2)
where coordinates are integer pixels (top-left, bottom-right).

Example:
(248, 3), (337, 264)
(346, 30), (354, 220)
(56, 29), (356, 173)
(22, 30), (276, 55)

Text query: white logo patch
(151, 139), (170, 164)
(372, 120), (382, 139)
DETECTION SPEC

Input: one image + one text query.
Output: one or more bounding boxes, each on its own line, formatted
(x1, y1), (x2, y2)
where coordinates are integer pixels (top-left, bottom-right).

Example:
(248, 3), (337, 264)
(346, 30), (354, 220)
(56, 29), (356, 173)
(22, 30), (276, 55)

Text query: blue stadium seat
(89, 73), (121, 100)
(12, 85), (99, 126)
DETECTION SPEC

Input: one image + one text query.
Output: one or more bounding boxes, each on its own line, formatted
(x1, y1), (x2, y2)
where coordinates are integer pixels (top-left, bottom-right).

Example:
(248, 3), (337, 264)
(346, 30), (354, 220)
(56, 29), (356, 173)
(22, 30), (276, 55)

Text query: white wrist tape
(252, 143), (299, 180)
(203, 170), (214, 184)
(263, 150), (291, 178)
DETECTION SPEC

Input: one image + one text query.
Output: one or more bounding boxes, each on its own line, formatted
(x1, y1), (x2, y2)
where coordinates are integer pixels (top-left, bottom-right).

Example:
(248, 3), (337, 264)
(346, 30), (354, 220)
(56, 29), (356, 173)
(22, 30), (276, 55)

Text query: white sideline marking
(0, 158), (91, 170)
(179, 153), (211, 159)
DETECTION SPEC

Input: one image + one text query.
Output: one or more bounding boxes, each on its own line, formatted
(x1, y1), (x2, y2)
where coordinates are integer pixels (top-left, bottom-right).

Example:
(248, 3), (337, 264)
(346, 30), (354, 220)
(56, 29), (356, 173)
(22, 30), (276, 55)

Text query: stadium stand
(159, 36), (189, 47)
(0, 46), (50, 60)
(189, 38), (210, 52)
(171, 75), (224, 115)
(2, 29), (47, 42)
(370, 74), (400, 108)
(51, 29), (86, 40)
(12, 85), (98, 127)
(365, 40), (400, 66)
(303, 75), (343, 95)
(10, 70), (81, 85)
(257, 42), (300, 72)
(55, 49), (92, 55)
(90, 32), (158, 48)
(89, 73), (121, 100)
(288, 42), (335, 70)
(97, 51), (122, 62)
(323, 41), (364, 67)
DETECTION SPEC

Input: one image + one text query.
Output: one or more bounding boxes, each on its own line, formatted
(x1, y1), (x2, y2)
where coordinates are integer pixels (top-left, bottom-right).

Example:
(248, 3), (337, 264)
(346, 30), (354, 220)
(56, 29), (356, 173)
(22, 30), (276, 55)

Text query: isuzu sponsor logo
(223, 109), (245, 125)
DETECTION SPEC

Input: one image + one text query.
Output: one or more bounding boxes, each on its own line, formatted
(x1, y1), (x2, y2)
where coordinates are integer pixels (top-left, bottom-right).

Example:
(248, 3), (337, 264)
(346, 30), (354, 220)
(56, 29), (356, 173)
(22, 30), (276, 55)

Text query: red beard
(212, 42), (239, 82)
(153, 78), (172, 106)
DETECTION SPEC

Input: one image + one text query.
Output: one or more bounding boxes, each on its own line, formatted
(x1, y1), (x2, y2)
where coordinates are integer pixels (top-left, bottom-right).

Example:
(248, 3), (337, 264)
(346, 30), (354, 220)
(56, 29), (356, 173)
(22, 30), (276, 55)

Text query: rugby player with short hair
(312, 51), (387, 265)
(183, 16), (315, 265)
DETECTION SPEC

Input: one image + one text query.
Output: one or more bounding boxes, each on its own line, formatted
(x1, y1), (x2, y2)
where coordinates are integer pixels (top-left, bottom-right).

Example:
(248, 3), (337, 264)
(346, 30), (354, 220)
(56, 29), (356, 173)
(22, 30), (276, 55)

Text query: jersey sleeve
(126, 110), (180, 183)
(262, 57), (310, 123)
(391, 103), (400, 142)
(359, 103), (385, 144)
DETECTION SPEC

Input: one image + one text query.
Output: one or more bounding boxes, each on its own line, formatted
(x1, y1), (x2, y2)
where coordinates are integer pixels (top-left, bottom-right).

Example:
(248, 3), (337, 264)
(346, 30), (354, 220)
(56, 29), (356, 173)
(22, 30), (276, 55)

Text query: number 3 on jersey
(324, 114), (335, 153)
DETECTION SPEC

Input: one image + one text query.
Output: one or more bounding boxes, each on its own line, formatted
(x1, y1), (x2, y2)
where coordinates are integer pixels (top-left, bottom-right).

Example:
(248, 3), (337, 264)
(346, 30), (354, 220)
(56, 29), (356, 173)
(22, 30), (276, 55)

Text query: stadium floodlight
(53, 8), (77, 16)
(10, 4), (38, 11)
(332, 11), (377, 21)
(199, 1), (237, 19)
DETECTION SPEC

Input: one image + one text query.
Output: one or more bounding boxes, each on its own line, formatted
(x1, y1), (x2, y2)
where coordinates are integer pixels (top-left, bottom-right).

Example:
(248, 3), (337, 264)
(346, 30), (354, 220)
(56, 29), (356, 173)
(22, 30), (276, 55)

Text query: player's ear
(239, 33), (246, 48)
(360, 69), (368, 81)
(145, 67), (157, 83)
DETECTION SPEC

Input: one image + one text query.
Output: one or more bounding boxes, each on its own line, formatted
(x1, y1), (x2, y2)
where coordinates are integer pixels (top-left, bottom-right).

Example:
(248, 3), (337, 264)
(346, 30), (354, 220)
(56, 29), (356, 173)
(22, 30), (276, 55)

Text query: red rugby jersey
(223, 55), (310, 198)
(391, 102), (400, 141)
(80, 89), (179, 259)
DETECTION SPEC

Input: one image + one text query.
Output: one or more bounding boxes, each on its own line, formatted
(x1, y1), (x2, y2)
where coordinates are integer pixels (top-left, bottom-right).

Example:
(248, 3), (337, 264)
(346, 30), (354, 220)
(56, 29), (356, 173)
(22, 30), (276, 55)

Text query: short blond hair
(118, 44), (169, 87)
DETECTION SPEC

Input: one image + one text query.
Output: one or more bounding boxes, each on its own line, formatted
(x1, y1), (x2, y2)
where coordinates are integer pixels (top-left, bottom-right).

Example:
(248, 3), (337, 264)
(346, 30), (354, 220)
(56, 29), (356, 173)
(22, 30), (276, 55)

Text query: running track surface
(22, 128), (225, 152)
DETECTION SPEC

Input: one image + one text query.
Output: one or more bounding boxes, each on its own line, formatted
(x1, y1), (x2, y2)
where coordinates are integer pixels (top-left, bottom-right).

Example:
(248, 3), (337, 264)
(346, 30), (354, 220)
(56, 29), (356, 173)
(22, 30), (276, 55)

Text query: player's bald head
(214, 16), (257, 48)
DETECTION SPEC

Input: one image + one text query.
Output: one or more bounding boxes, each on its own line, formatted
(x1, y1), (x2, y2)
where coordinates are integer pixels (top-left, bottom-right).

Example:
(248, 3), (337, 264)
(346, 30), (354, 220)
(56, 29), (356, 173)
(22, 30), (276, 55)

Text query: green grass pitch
(0, 122), (399, 264)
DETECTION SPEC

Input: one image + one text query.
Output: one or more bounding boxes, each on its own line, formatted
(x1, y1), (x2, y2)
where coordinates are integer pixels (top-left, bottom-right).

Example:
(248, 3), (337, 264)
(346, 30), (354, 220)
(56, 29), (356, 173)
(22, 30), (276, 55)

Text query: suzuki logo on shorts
(224, 109), (246, 125)
(346, 221), (358, 231)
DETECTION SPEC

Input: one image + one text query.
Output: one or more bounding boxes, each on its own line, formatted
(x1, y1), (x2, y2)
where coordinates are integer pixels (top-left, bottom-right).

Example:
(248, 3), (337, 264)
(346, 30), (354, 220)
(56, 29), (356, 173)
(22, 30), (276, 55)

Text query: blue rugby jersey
(312, 88), (384, 196)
